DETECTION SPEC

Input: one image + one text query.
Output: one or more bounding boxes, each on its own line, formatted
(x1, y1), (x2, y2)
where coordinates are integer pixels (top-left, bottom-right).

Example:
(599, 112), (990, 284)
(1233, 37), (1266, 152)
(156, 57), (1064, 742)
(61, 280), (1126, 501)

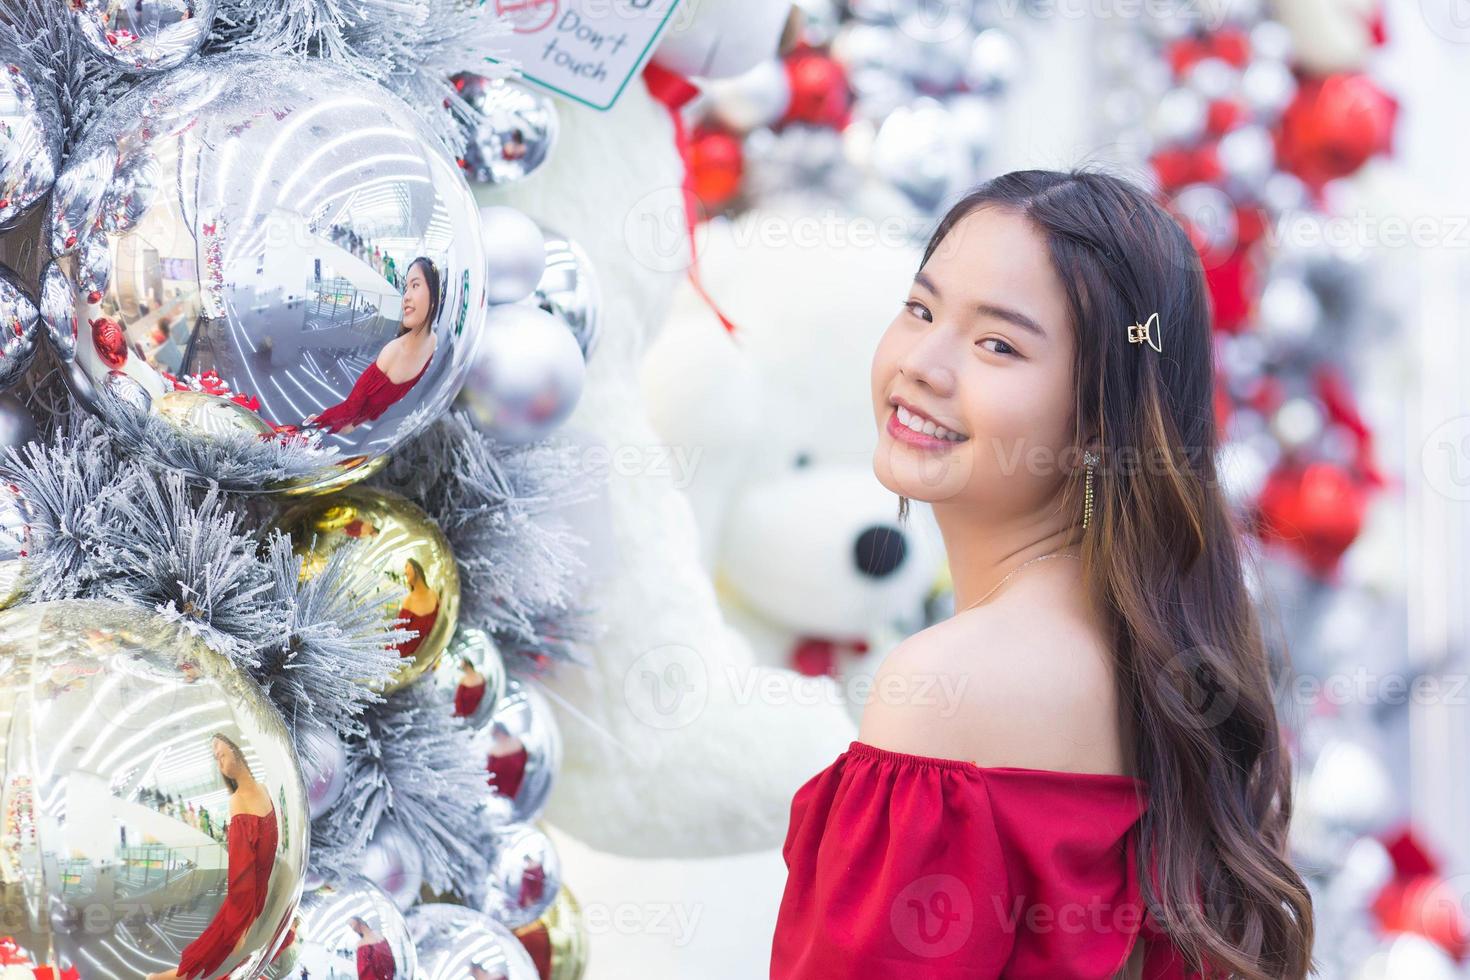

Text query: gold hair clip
(1128, 312), (1162, 352)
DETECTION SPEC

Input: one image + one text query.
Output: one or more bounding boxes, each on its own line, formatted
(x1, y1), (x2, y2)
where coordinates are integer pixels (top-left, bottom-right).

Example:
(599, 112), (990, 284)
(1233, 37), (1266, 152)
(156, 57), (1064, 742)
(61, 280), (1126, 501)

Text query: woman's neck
(934, 506), (1081, 611)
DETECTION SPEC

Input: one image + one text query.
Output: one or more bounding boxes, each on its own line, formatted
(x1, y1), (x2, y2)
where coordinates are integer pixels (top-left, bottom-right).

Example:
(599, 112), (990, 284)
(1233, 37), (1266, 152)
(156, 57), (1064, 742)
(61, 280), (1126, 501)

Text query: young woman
(392, 557), (441, 660)
(769, 169), (1314, 979)
(149, 733), (279, 980)
(307, 256), (442, 435)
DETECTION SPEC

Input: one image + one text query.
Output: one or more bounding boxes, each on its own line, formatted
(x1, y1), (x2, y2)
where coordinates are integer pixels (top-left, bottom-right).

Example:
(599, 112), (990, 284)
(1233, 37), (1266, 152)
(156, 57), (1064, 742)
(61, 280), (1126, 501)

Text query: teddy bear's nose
(854, 525), (908, 578)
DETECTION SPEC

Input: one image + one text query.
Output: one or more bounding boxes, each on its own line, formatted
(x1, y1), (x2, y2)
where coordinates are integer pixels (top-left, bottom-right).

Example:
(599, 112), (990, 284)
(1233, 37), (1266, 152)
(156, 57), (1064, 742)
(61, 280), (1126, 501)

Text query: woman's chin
(872, 443), (975, 504)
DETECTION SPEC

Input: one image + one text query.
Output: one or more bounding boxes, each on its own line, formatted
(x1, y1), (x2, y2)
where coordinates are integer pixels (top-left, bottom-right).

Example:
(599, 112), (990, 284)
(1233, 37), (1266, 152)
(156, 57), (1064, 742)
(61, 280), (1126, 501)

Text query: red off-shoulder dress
(312, 356), (432, 433)
(393, 602), (439, 659)
(770, 741), (1200, 980)
(177, 807), (280, 979)
(356, 937), (397, 980)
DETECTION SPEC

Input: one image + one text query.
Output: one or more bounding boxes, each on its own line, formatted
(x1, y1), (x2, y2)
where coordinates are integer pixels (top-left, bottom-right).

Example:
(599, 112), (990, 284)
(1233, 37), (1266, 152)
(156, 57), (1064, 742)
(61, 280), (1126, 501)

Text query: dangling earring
(1082, 449), (1099, 530)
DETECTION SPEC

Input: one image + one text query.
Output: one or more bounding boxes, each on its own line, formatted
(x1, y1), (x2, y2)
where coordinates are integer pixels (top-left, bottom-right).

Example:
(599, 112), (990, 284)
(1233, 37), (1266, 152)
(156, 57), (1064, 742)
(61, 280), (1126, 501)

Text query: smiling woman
(769, 167), (1315, 980)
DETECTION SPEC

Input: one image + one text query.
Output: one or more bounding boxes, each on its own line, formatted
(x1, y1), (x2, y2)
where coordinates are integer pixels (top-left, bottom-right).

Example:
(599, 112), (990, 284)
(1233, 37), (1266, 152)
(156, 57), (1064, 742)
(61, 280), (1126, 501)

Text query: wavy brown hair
(901, 168), (1313, 979)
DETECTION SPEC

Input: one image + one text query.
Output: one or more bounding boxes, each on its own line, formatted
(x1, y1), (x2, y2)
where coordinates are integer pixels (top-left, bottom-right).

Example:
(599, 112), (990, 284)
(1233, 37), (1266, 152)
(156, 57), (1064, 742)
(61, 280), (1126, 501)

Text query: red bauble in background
(781, 48), (851, 129)
(1275, 72), (1396, 189)
(1255, 459), (1368, 577)
(690, 126), (744, 210)
(90, 317), (128, 370)
(1372, 875), (1470, 961)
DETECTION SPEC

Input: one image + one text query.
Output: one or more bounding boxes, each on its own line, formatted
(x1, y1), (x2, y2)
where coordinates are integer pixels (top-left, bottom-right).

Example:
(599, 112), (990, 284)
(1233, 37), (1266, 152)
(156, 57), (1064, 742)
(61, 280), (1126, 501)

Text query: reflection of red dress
(453, 681), (486, 718)
(517, 862), (546, 908)
(312, 356), (432, 433)
(177, 808), (280, 979)
(487, 745), (528, 799)
(357, 937), (397, 980)
(394, 602), (439, 659)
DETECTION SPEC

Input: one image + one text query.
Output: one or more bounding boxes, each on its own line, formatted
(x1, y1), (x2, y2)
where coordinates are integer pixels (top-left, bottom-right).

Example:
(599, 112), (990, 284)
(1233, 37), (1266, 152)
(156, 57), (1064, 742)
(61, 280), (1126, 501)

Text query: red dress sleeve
(314, 355), (433, 433)
(177, 808), (280, 979)
(453, 681), (487, 718)
(771, 741), (1194, 980)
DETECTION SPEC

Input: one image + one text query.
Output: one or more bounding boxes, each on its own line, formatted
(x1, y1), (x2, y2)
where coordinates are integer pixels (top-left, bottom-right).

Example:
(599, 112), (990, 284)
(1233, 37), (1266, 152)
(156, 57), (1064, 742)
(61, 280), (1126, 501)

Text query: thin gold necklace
(958, 550), (1082, 613)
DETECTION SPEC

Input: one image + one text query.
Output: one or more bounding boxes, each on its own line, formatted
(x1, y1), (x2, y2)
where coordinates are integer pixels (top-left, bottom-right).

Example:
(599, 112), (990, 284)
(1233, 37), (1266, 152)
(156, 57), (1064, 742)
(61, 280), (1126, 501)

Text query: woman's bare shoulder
(858, 601), (1128, 775)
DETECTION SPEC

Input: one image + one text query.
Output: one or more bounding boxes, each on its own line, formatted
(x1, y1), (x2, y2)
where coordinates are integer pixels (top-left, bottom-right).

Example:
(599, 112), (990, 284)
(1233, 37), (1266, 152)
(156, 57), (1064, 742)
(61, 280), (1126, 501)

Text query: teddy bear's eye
(794, 452), (812, 468)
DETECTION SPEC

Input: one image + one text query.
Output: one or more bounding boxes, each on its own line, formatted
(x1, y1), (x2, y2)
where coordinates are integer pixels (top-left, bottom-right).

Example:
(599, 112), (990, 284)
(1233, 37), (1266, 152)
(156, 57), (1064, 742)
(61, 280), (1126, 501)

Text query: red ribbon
(641, 61), (739, 337)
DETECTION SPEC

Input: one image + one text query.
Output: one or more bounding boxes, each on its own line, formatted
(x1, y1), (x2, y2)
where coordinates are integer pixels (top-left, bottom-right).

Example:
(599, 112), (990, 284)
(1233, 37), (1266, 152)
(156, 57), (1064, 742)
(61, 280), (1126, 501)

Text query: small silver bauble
(456, 74), (559, 186)
(459, 303), (585, 445)
(266, 874), (417, 980)
(360, 819), (427, 911)
(301, 727), (350, 820)
(67, 0), (219, 74)
(477, 677), (562, 822)
(532, 229), (601, 361)
(478, 822), (563, 929)
(406, 903), (539, 980)
(0, 263), (39, 391)
(481, 205), (547, 306)
(0, 37), (62, 232)
(437, 627), (509, 731)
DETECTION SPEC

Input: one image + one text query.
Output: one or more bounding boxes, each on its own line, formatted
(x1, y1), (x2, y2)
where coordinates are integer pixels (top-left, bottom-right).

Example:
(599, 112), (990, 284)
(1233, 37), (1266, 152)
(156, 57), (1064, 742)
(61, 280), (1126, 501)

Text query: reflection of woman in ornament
(485, 721), (528, 800)
(149, 733), (278, 980)
(516, 853), (545, 909)
(453, 657), (487, 718)
(393, 558), (440, 660)
(502, 129), (528, 161)
(305, 256), (442, 436)
(350, 916), (396, 980)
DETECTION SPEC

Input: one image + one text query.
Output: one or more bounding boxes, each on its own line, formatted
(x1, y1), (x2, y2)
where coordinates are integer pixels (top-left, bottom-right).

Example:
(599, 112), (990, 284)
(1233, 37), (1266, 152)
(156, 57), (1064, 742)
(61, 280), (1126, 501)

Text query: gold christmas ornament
(275, 486), (459, 693)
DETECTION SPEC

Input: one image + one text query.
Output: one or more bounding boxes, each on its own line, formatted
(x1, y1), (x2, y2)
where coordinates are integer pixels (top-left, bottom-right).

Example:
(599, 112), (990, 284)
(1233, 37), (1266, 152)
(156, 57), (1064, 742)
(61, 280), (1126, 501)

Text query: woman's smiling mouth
(886, 402), (969, 450)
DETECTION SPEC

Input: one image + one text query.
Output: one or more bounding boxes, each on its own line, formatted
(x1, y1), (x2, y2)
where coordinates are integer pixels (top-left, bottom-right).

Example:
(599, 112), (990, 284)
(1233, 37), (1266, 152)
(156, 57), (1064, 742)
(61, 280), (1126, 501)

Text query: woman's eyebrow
(912, 271), (1048, 339)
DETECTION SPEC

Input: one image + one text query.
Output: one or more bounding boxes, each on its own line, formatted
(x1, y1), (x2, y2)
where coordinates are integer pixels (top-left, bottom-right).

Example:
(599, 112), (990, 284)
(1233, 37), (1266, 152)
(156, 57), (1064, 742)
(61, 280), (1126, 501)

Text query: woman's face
(870, 206), (1079, 519)
(213, 738), (235, 778)
(404, 560), (419, 587)
(402, 266), (431, 332)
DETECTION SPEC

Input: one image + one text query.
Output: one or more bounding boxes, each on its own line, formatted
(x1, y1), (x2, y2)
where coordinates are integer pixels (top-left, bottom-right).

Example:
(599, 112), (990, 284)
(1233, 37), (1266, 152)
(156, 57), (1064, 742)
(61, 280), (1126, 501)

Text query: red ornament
(689, 126), (744, 211)
(1255, 460), (1368, 578)
(90, 317), (128, 369)
(1275, 73), (1397, 189)
(1372, 875), (1470, 961)
(781, 48), (851, 129)
(1203, 244), (1257, 335)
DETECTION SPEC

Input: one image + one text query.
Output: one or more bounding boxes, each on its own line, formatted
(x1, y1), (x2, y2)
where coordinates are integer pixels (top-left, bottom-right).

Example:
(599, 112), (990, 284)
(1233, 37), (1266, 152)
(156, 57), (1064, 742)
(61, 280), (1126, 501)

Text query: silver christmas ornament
(531, 229), (601, 361)
(360, 819), (427, 911)
(406, 903), (539, 980)
(0, 262), (39, 391)
(49, 53), (488, 492)
(0, 599), (310, 977)
(459, 303), (585, 444)
(963, 28), (1024, 95)
(38, 260), (79, 362)
(1169, 182), (1239, 256)
(478, 822), (563, 929)
(477, 677), (562, 823)
(0, 38), (62, 232)
(456, 74), (559, 186)
(266, 874), (417, 980)
(437, 627), (508, 731)
(1148, 87), (1208, 146)
(871, 98), (970, 214)
(1218, 124), (1277, 192)
(481, 205), (547, 306)
(68, 0), (218, 74)
(301, 726), (350, 820)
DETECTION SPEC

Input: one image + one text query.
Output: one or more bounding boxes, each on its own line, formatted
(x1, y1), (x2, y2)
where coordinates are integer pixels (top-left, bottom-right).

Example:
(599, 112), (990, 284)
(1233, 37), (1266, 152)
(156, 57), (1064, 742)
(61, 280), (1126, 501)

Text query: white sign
(484, 0), (685, 111)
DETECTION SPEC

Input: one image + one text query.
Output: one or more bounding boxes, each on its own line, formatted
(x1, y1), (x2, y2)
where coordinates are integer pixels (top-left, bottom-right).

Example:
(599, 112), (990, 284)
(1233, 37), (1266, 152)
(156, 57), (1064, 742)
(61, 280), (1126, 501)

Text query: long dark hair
(398, 256), (442, 337)
(906, 168), (1313, 979)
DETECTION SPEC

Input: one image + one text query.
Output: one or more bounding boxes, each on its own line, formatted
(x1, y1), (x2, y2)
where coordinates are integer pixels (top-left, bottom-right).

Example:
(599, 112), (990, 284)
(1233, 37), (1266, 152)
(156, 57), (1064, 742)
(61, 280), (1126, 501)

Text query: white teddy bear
(644, 208), (945, 697)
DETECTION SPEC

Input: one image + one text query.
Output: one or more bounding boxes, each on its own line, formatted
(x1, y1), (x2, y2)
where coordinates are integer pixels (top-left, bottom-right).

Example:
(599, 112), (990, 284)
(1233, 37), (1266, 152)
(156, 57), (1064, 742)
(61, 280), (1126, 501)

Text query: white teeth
(895, 405), (966, 441)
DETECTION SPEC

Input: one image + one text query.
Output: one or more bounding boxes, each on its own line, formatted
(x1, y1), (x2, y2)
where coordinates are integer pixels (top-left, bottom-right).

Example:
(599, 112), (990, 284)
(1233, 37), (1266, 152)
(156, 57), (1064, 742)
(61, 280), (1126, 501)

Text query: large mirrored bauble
(478, 677), (562, 822)
(50, 53), (487, 492)
(275, 486), (461, 693)
(438, 627), (508, 730)
(478, 822), (562, 929)
(0, 599), (310, 978)
(0, 38), (62, 232)
(68, 0), (218, 74)
(265, 874), (416, 980)
(455, 74), (559, 186)
(407, 903), (539, 980)
(530, 230), (601, 362)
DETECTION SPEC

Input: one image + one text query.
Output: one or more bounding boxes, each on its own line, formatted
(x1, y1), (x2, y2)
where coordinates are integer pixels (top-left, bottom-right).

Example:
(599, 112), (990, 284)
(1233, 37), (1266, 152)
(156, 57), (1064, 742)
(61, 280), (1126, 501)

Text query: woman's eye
(978, 337), (1019, 357)
(903, 300), (932, 322)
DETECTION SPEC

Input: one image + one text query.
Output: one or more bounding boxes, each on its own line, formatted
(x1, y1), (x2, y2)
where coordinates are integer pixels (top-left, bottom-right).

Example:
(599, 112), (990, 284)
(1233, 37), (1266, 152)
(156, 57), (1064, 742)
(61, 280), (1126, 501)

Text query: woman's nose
(896, 328), (958, 397)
